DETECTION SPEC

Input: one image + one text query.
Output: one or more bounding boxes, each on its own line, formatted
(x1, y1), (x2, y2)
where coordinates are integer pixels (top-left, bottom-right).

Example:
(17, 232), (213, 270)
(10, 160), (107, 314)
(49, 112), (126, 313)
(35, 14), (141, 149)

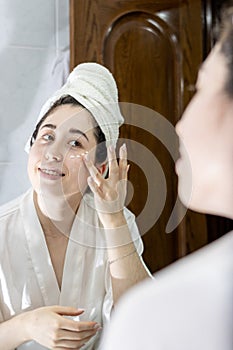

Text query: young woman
(0, 63), (151, 349)
(102, 5), (233, 350)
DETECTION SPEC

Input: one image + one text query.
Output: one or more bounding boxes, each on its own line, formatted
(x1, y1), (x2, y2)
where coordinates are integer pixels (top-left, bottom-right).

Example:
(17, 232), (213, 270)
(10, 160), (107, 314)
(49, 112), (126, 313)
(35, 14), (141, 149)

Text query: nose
(44, 146), (63, 162)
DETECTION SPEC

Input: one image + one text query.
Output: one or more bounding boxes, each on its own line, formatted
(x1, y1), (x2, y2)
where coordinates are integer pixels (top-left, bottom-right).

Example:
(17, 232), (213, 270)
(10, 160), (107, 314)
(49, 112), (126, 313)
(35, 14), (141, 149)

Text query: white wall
(0, 0), (70, 205)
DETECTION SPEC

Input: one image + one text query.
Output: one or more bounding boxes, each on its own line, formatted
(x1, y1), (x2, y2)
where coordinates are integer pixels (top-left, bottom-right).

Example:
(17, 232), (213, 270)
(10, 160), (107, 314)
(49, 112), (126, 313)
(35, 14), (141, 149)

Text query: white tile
(0, 0), (56, 48)
(56, 0), (70, 50)
(0, 46), (68, 204)
(0, 0), (70, 205)
(0, 47), (58, 132)
(0, 156), (30, 205)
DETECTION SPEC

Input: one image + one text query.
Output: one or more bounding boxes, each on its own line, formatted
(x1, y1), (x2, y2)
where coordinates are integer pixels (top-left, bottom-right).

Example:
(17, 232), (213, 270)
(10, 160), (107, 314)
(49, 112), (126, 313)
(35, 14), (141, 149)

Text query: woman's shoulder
(0, 189), (32, 220)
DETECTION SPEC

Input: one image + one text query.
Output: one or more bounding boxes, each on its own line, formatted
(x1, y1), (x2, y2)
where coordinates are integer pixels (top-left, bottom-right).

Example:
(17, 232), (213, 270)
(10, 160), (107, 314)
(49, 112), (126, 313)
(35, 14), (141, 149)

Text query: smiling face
(176, 44), (233, 217)
(28, 104), (98, 202)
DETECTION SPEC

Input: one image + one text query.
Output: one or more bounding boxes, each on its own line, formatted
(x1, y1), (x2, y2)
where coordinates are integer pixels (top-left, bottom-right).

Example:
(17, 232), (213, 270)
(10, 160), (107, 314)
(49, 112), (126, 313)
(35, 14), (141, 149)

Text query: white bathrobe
(102, 231), (233, 350)
(0, 189), (144, 349)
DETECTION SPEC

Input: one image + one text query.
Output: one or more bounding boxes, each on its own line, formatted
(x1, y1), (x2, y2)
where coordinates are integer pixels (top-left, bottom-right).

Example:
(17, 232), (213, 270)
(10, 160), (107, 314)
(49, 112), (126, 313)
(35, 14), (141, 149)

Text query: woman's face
(176, 44), (232, 214)
(28, 104), (98, 200)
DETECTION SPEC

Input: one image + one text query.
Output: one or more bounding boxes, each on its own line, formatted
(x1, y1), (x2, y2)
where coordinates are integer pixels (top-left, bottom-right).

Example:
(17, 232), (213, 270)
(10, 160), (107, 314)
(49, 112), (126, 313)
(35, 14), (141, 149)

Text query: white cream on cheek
(69, 151), (89, 159)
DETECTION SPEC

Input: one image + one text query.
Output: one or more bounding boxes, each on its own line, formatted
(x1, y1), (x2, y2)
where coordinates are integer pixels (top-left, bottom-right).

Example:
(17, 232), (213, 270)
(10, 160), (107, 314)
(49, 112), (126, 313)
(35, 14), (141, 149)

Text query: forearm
(110, 244), (150, 303)
(103, 212), (151, 303)
(0, 313), (29, 349)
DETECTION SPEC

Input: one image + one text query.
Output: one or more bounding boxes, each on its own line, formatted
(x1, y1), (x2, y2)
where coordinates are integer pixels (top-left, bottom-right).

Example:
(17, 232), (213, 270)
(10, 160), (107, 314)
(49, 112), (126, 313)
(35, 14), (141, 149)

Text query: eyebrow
(41, 123), (56, 130)
(41, 124), (89, 141)
(69, 128), (89, 141)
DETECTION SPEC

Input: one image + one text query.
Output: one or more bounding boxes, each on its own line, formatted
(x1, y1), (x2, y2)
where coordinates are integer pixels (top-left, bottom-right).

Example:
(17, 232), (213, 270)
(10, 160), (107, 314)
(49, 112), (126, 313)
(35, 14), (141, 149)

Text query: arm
(84, 144), (151, 304)
(0, 312), (28, 350)
(103, 211), (151, 303)
(0, 306), (101, 349)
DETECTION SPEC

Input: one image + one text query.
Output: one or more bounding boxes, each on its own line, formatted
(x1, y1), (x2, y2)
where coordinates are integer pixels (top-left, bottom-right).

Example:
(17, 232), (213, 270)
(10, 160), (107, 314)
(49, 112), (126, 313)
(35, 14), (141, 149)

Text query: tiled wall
(0, 0), (70, 204)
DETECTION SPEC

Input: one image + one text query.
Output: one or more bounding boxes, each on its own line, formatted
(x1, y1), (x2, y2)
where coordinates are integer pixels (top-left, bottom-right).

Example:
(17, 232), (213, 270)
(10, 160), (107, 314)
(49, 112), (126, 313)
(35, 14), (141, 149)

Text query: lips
(39, 168), (65, 177)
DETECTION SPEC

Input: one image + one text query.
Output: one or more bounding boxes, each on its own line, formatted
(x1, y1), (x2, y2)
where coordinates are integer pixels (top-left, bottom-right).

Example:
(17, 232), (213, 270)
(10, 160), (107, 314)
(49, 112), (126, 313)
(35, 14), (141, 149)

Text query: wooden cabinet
(70, 0), (232, 273)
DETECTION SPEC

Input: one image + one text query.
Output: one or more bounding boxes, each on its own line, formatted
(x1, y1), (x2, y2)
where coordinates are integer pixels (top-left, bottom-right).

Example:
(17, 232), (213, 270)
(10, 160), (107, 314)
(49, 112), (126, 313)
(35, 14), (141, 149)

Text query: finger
(87, 176), (103, 196)
(53, 332), (96, 349)
(84, 155), (103, 186)
(56, 327), (101, 341)
(83, 153), (96, 175)
(108, 145), (119, 179)
(119, 143), (127, 161)
(75, 321), (101, 332)
(52, 306), (85, 317)
(119, 144), (128, 180)
(61, 318), (100, 332)
(55, 332), (97, 350)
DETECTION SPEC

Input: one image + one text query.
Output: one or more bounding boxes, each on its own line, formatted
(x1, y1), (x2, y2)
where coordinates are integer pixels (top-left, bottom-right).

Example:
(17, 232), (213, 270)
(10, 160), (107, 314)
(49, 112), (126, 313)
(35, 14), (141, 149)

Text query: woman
(0, 63), (151, 349)
(101, 5), (233, 350)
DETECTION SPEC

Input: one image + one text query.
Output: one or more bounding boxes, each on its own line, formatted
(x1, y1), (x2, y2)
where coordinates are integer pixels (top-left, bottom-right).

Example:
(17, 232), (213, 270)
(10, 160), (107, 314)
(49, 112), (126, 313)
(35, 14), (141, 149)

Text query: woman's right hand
(23, 305), (101, 349)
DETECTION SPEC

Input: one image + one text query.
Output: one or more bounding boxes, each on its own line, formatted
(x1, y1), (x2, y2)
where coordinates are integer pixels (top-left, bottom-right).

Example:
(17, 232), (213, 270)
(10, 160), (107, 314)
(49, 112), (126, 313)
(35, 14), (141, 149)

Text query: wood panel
(70, 0), (210, 273)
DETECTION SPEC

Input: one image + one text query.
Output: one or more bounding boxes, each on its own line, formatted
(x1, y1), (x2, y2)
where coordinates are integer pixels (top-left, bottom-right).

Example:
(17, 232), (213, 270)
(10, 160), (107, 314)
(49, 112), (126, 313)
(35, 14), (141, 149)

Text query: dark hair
(219, 6), (233, 97)
(30, 95), (107, 164)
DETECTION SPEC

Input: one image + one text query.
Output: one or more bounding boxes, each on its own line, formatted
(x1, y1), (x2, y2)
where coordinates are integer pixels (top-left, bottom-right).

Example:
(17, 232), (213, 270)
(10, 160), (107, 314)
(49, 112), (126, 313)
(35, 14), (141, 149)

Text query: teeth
(41, 169), (62, 176)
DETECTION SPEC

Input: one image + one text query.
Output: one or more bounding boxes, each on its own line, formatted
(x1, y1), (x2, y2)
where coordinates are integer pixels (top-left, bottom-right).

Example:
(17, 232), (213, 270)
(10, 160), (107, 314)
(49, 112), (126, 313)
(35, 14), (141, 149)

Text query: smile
(39, 168), (65, 177)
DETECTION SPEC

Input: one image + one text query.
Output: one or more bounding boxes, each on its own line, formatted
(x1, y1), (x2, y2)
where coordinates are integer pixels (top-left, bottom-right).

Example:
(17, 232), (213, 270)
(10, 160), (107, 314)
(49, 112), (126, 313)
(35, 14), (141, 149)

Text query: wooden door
(69, 0), (220, 273)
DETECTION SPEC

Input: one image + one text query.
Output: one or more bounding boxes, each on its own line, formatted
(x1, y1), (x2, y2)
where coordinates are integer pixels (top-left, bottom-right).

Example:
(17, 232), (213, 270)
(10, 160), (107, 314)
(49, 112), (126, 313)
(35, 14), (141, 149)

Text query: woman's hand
(84, 144), (129, 227)
(23, 305), (101, 349)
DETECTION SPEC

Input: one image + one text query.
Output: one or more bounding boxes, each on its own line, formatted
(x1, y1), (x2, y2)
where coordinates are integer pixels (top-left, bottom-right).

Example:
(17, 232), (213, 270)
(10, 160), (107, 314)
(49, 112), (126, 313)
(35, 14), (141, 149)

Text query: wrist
(6, 312), (31, 345)
(100, 210), (126, 229)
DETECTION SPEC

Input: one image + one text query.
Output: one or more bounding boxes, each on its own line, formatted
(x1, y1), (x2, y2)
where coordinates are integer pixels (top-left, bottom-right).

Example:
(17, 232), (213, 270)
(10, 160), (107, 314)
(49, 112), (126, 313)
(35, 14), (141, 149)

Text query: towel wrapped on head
(25, 62), (124, 152)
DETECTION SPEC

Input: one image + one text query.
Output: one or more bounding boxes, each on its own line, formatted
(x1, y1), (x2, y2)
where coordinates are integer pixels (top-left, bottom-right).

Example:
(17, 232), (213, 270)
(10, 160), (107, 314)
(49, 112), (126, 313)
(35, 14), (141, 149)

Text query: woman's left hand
(83, 144), (129, 227)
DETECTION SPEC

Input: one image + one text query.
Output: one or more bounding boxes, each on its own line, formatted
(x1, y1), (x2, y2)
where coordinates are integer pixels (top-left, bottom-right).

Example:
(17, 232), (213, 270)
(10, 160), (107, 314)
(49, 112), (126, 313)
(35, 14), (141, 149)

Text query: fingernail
(109, 144), (115, 152)
(93, 323), (101, 329)
(84, 153), (89, 161)
(121, 143), (126, 151)
(87, 176), (93, 184)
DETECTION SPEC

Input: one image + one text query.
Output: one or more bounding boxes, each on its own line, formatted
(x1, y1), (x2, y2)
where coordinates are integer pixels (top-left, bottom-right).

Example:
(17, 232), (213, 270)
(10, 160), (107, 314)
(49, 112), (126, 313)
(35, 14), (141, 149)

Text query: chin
(178, 181), (211, 215)
(178, 183), (191, 208)
(177, 168), (193, 209)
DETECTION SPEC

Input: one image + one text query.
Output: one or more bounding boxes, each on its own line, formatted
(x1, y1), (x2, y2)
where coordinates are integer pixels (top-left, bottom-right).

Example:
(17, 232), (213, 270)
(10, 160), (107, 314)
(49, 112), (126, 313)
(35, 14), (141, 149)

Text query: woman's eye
(42, 134), (54, 141)
(69, 140), (82, 148)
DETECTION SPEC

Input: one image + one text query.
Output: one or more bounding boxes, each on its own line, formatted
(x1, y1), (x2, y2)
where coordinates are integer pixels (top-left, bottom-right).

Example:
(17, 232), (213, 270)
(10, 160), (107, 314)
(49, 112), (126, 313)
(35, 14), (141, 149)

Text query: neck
(34, 191), (82, 236)
(191, 167), (233, 220)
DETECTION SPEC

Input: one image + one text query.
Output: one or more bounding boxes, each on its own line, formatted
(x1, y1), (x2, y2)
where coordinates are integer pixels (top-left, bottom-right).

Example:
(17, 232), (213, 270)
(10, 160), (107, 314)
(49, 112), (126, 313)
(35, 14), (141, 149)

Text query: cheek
(27, 144), (46, 184)
(178, 102), (205, 159)
(66, 159), (89, 191)
(69, 160), (88, 177)
(27, 148), (39, 176)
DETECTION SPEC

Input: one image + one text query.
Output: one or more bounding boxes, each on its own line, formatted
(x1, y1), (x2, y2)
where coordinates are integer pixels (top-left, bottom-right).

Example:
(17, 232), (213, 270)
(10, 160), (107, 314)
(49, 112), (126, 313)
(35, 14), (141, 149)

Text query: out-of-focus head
(176, 6), (233, 219)
(219, 5), (233, 97)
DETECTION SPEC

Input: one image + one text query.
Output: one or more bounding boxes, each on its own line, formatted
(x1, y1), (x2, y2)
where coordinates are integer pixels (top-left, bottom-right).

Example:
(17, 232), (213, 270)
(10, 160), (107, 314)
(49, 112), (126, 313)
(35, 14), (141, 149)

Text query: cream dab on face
(69, 151), (89, 159)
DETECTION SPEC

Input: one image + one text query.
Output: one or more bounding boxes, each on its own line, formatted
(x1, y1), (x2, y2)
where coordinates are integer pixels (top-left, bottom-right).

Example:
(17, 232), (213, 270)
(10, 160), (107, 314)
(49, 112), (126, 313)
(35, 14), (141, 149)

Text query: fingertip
(121, 143), (127, 151)
(119, 143), (127, 159)
(109, 144), (115, 153)
(77, 308), (85, 314)
(93, 323), (102, 330)
(107, 145), (116, 160)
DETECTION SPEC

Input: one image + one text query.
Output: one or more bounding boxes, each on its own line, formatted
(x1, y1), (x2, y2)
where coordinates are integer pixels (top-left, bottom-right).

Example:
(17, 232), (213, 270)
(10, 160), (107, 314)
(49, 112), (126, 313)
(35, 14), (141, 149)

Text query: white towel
(25, 62), (124, 152)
